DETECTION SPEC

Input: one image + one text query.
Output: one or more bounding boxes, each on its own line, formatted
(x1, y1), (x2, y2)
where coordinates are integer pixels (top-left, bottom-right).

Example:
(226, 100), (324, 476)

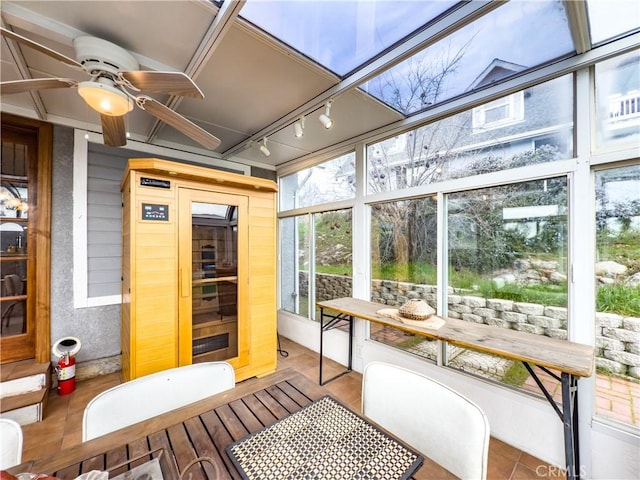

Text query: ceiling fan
(0, 27), (221, 149)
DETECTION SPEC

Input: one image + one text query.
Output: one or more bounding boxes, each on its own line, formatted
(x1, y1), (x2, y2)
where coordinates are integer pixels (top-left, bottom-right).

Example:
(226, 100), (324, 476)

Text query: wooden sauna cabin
(121, 158), (278, 382)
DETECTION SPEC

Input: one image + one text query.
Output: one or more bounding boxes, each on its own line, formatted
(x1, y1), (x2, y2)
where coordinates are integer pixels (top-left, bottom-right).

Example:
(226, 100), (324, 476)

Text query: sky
(240, 0), (639, 114)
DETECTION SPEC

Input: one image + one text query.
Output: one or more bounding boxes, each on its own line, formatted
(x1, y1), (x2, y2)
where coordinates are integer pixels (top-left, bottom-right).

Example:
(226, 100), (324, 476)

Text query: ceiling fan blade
(101, 114), (127, 147)
(121, 71), (204, 99)
(137, 97), (221, 150)
(1, 78), (77, 95)
(1, 27), (84, 70)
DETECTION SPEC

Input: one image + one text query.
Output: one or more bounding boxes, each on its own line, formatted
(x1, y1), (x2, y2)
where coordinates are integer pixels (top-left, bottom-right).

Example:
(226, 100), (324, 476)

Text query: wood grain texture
(8, 369), (326, 479)
(0, 114), (52, 364)
(122, 159), (277, 382)
(318, 297), (594, 377)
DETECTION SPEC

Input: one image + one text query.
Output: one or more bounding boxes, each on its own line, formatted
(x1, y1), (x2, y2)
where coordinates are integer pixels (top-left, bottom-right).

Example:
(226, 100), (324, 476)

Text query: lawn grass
(502, 361), (531, 387)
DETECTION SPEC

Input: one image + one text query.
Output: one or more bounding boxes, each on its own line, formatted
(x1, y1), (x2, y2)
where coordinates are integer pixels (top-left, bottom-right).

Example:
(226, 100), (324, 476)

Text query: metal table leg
(319, 307), (353, 385)
(523, 363), (580, 480)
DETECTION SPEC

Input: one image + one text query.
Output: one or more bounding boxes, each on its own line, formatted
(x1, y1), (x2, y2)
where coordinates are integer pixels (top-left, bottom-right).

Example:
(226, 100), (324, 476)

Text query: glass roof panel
(361, 0), (574, 115)
(586, 0), (640, 45)
(240, 0), (459, 76)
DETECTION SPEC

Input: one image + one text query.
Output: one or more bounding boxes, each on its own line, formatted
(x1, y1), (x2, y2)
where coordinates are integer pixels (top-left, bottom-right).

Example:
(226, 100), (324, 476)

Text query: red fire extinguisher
(56, 352), (76, 395)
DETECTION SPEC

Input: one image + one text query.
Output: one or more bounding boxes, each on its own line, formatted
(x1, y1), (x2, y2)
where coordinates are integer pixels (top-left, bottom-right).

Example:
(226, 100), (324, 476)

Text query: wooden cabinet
(121, 159), (278, 382)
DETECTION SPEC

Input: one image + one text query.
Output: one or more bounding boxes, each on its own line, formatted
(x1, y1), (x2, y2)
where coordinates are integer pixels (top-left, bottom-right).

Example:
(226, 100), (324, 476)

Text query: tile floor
(19, 337), (567, 479)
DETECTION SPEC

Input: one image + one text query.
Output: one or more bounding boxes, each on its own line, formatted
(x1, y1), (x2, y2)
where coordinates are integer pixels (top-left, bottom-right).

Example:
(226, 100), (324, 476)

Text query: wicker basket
(398, 299), (435, 321)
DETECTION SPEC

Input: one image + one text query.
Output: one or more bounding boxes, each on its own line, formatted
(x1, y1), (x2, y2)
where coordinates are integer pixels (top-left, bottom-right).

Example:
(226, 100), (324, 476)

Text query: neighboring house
(366, 58), (575, 193)
(601, 52), (640, 140)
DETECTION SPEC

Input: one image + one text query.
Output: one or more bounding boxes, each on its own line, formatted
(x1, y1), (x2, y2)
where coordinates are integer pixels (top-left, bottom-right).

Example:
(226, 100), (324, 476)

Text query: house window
(367, 75), (572, 194)
(472, 92), (525, 132)
(595, 51), (640, 150)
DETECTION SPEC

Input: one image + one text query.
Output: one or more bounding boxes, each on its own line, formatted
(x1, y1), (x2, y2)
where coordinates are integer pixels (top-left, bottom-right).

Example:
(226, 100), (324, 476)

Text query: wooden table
(8, 368), (422, 480)
(318, 297), (594, 480)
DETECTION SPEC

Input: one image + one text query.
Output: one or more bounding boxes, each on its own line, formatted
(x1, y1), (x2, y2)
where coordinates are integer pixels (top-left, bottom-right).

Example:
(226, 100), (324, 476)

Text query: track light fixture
(319, 100), (334, 129)
(294, 116), (305, 138)
(259, 136), (271, 157)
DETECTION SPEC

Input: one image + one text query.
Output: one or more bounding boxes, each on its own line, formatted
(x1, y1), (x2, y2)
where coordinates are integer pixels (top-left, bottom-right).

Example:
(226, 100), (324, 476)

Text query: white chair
(82, 361), (235, 441)
(362, 362), (490, 480)
(0, 418), (23, 470)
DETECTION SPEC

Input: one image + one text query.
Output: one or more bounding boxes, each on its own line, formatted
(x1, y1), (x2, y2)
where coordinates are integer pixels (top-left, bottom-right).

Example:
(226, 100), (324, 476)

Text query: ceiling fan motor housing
(73, 36), (139, 76)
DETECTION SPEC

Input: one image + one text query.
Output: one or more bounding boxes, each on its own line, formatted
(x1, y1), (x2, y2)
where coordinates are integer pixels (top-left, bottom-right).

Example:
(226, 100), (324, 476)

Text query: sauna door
(178, 188), (249, 368)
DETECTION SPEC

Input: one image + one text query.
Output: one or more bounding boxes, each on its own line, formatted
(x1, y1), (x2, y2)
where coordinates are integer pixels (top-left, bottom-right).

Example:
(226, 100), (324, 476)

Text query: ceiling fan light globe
(78, 81), (133, 116)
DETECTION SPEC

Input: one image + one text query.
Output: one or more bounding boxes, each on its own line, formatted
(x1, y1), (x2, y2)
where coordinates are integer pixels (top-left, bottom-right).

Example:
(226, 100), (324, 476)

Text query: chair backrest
(82, 361), (235, 441)
(362, 362), (490, 480)
(0, 418), (23, 469)
(3, 274), (21, 296)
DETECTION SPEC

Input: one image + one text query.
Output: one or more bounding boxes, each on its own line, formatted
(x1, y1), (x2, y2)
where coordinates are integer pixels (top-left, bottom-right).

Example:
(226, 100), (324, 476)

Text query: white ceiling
(0, 0), (403, 170)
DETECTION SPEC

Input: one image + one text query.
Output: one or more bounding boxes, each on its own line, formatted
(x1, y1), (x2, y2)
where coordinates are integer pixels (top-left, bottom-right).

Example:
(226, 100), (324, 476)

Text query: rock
(530, 259), (559, 270)
(623, 317), (640, 332)
(595, 261), (627, 277)
(513, 259), (531, 271)
(514, 302), (545, 316)
(625, 272), (640, 287)
(549, 271), (567, 284)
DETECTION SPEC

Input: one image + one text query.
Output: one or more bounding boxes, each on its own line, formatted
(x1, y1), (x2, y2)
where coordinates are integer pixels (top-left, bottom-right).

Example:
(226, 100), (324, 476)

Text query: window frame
(472, 91), (525, 132)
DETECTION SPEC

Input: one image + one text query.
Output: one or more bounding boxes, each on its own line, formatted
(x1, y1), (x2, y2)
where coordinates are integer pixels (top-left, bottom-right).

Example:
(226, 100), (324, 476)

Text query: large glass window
(595, 51), (640, 151)
(280, 209), (353, 321)
(280, 153), (355, 210)
(445, 177), (568, 389)
(367, 75), (573, 194)
(594, 163), (640, 428)
(314, 209), (353, 307)
(370, 197), (438, 361)
(280, 215), (310, 317)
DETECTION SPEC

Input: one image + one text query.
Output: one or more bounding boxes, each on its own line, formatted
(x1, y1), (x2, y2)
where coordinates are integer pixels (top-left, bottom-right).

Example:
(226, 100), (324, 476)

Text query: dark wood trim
(1, 113), (52, 364)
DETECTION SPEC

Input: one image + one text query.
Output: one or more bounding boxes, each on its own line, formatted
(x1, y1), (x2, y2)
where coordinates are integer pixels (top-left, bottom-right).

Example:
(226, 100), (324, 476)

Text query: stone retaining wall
(305, 272), (640, 379)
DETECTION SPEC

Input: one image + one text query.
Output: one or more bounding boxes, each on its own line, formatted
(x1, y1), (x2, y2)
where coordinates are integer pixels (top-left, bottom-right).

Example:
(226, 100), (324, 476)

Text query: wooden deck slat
(147, 430), (182, 479)
(126, 436), (151, 470)
(183, 416), (232, 480)
(10, 369), (373, 480)
(278, 380), (315, 407)
(264, 384), (303, 413)
(241, 394), (279, 426)
(216, 403), (248, 441)
(253, 389), (292, 420)
(54, 463), (80, 478)
(105, 445), (129, 476)
(80, 454), (104, 474)
(167, 422), (205, 480)
(199, 410), (242, 480)
(228, 398), (263, 433)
